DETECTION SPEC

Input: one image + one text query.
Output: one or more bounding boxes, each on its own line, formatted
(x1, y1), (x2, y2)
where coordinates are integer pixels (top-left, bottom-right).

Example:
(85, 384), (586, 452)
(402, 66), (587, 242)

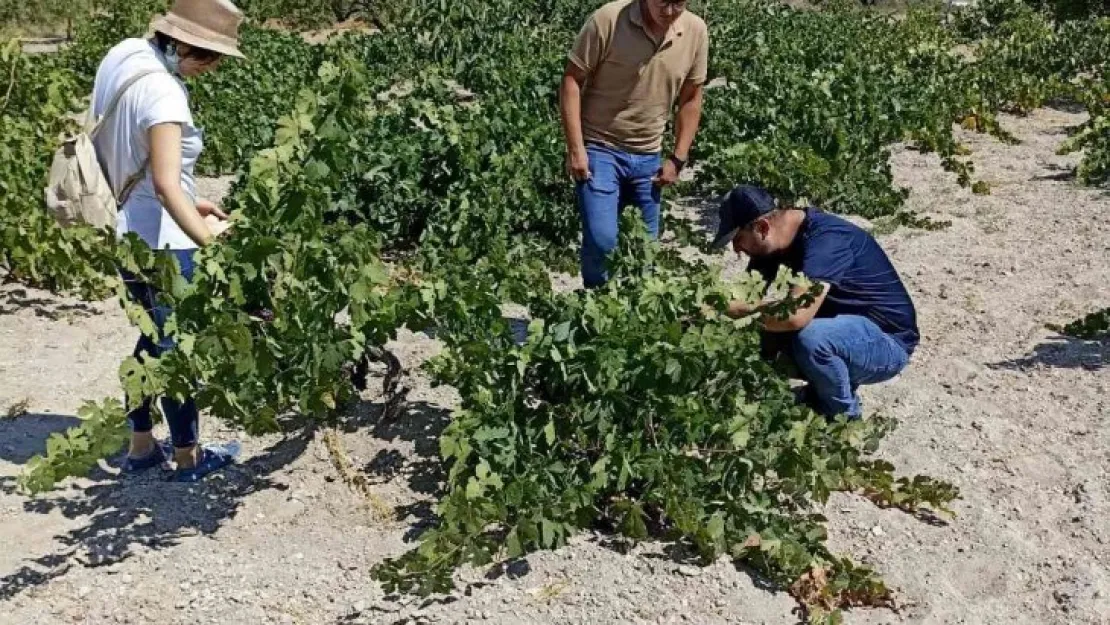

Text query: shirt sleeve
(135, 74), (192, 132)
(687, 27), (709, 84)
(800, 232), (854, 287)
(568, 15), (605, 73)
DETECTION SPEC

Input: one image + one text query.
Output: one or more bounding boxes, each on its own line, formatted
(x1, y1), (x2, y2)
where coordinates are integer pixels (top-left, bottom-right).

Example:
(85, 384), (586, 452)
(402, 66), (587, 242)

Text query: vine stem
(0, 55), (17, 115)
(645, 411), (659, 446)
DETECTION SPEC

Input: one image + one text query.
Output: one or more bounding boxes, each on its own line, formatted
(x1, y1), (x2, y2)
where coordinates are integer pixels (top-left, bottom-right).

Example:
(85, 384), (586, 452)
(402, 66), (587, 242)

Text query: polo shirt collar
(630, 0), (645, 26)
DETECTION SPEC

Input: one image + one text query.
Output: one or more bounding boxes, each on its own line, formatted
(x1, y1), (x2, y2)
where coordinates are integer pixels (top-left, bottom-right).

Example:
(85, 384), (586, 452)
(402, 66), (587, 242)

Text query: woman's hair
(153, 31), (222, 64)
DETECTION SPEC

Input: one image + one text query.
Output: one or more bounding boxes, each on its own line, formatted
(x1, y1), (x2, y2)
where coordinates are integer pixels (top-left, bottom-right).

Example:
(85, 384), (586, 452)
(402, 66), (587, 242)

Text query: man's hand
(653, 158), (681, 187)
(566, 148), (591, 182)
(196, 198), (228, 220)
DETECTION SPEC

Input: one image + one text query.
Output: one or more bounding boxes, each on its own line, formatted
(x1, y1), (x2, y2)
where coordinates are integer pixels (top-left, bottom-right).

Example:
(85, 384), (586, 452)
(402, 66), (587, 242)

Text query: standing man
(712, 185), (920, 420)
(560, 0), (709, 288)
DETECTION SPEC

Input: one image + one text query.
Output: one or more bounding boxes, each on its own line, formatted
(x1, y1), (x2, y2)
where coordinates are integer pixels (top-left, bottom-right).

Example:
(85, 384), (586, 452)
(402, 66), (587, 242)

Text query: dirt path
(1, 108), (1107, 625)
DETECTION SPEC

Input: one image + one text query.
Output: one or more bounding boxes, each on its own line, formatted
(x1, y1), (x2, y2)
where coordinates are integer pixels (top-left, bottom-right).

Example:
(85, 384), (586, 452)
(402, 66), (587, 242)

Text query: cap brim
(152, 17), (245, 59)
(710, 226), (738, 251)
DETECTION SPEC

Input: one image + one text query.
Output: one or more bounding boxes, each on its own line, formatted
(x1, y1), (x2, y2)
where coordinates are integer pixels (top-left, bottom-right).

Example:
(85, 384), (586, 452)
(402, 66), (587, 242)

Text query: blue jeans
(786, 315), (910, 419)
(576, 143), (662, 288)
(118, 249), (199, 449)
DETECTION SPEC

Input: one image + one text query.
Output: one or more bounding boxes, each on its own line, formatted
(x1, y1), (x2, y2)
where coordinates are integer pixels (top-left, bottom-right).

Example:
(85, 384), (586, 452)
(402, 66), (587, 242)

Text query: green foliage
(1024, 0), (1109, 21)
(236, 0), (397, 28)
(0, 0), (95, 38)
(960, 3), (1109, 115)
(1049, 307), (1110, 339)
(20, 399), (130, 493)
(0, 40), (115, 297)
(61, 0), (169, 81)
(190, 26), (324, 175)
(962, 5), (1109, 184)
(1058, 75), (1110, 185)
(695, 2), (1003, 218)
(373, 224), (958, 612)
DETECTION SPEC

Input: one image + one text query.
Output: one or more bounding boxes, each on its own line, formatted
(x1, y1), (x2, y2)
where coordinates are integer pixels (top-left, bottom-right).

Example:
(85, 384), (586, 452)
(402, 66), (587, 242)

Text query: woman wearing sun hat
(90, 0), (245, 482)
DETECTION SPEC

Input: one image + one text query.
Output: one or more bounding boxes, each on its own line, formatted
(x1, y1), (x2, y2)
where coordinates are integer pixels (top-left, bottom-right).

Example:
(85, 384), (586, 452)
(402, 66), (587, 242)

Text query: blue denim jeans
(785, 315), (910, 419)
(576, 143), (662, 288)
(118, 249), (199, 449)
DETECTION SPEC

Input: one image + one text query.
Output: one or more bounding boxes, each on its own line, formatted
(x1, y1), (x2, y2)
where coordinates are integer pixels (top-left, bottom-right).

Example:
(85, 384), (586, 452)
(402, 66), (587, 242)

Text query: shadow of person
(0, 392), (456, 604)
(0, 413), (83, 464)
(0, 429), (310, 602)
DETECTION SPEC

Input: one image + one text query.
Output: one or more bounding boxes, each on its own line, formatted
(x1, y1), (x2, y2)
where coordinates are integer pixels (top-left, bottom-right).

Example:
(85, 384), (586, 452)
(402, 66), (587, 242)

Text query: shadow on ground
(1044, 99), (1090, 116)
(989, 335), (1108, 371)
(363, 400), (449, 497)
(0, 387), (455, 603)
(0, 413), (82, 464)
(1031, 163), (1078, 183)
(345, 397), (451, 542)
(0, 429), (309, 602)
(669, 194), (720, 238)
(0, 287), (102, 320)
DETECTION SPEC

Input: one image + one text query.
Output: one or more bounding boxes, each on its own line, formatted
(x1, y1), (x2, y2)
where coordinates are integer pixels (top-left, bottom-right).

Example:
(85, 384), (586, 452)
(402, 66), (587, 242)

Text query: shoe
(793, 385), (823, 411)
(171, 442), (241, 483)
(122, 440), (172, 473)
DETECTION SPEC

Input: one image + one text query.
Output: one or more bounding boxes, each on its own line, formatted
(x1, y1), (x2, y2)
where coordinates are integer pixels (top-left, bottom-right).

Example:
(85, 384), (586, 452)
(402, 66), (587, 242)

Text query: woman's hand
(196, 198), (228, 220)
(197, 199), (231, 237)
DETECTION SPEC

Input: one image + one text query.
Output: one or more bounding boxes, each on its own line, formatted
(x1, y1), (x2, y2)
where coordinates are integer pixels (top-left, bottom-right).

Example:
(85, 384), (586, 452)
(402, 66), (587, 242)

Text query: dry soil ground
(0, 108), (1107, 625)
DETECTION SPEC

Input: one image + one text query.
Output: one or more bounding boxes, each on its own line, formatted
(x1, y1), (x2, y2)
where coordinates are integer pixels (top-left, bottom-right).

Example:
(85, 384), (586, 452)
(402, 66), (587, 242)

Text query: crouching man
(712, 184), (920, 420)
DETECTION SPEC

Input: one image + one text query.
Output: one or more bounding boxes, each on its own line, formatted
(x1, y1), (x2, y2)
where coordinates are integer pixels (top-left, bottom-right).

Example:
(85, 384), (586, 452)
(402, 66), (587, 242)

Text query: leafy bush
(0, 40), (115, 297)
(696, 2), (1001, 217)
(190, 26), (324, 175)
(1049, 307), (1110, 338)
(374, 223), (958, 619)
(1058, 75), (1110, 185)
(235, 0), (401, 28)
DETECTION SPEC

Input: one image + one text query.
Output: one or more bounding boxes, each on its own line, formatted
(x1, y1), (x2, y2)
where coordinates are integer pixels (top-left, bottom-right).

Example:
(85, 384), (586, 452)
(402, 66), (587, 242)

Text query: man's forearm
(761, 316), (805, 333)
(672, 87), (704, 159)
(559, 75), (586, 154)
(730, 283), (828, 332)
(725, 300), (757, 319)
(729, 302), (805, 333)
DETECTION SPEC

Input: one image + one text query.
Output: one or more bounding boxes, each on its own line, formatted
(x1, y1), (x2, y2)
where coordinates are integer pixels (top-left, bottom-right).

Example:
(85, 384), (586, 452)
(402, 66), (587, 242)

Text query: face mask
(163, 43), (183, 77)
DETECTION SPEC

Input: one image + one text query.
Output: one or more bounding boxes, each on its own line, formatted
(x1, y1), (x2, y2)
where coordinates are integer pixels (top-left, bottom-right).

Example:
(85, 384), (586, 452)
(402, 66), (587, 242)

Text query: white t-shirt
(91, 38), (203, 250)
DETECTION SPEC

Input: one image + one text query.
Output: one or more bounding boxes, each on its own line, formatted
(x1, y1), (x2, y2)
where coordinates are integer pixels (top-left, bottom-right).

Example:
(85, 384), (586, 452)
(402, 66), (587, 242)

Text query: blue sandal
(122, 440), (173, 473)
(172, 442), (241, 483)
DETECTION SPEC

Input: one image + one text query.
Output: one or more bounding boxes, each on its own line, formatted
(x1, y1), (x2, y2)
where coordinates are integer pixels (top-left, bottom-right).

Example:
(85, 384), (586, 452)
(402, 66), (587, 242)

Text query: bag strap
(116, 158), (149, 206)
(88, 68), (167, 138)
(87, 64), (170, 204)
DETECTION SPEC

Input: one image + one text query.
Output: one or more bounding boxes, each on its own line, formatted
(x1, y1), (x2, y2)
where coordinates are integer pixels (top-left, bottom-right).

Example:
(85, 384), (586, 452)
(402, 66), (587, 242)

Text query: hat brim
(710, 226), (739, 251)
(152, 16), (245, 59)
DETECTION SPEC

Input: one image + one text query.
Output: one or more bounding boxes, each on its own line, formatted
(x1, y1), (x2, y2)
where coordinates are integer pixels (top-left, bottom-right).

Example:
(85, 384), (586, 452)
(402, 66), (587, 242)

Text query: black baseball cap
(710, 184), (777, 250)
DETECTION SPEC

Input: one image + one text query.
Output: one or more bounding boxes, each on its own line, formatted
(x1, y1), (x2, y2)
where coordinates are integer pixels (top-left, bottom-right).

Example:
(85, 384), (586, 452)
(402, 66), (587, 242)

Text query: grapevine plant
(374, 225), (959, 620)
(4, 0), (1109, 619)
(1049, 307), (1110, 339)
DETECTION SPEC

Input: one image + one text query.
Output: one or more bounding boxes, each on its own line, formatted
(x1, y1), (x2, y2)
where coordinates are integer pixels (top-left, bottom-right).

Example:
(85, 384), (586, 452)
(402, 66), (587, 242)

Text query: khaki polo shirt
(569, 0), (709, 154)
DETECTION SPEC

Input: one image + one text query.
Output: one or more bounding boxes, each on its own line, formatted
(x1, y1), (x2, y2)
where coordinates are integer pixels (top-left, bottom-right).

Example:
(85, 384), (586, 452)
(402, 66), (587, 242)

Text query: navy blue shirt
(748, 208), (920, 354)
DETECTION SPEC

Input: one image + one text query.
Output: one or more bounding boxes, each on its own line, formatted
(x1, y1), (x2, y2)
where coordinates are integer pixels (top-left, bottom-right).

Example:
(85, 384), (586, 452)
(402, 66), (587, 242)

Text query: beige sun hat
(151, 0), (246, 59)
